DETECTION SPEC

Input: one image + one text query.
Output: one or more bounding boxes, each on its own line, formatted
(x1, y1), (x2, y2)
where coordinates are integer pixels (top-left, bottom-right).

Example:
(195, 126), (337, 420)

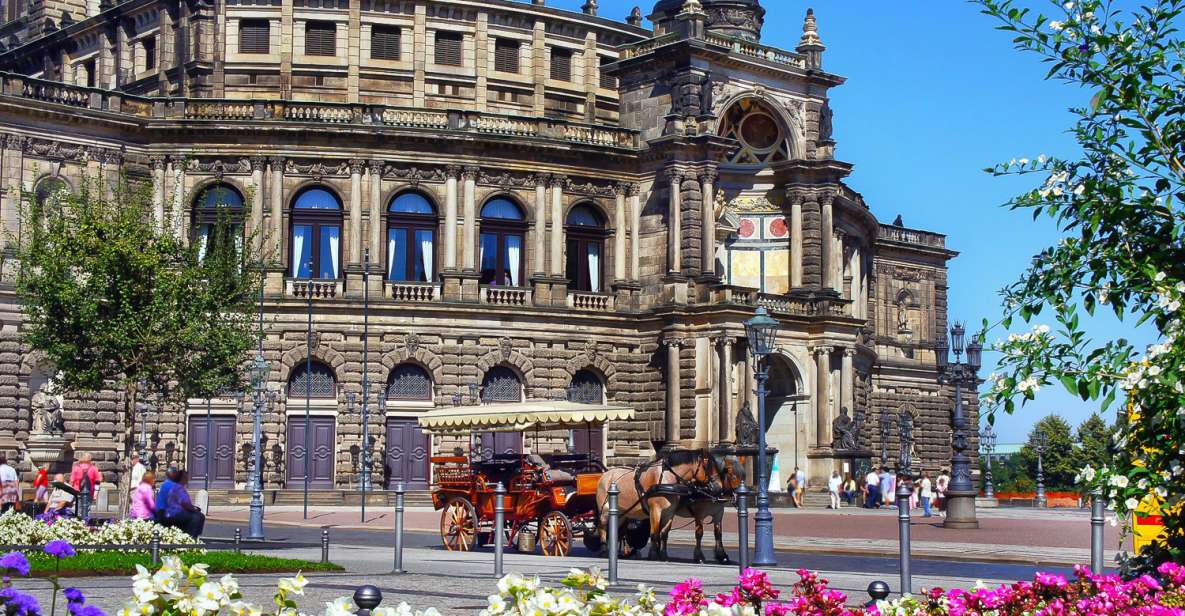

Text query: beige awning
(417, 400), (635, 434)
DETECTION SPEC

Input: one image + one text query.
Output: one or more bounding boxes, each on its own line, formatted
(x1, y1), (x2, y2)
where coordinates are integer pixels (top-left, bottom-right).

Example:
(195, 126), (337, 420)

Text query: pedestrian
(160, 470), (205, 538)
(936, 469), (950, 515)
(842, 473), (857, 506)
(46, 474), (74, 513)
(794, 466), (806, 508)
(920, 471), (934, 517)
(864, 468), (880, 508)
(129, 471), (156, 521)
(0, 455), (19, 513)
(69, 452), (102, 498)
(879, 467), (895, 508)
(786, 473), (799, 507)
(827, 470), (842, 509)
(909, 474), (919, 511)
(129, 453), (146, 488)
(155, 467), (180, 523)
(33, 464), (50, 505)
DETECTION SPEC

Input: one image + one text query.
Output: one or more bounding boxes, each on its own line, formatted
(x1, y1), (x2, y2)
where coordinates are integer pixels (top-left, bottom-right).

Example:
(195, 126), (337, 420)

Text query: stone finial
(680, 0), (705, 15)
(799, 8), (823, 47)
(582, 0), (597, 15)
(627, 6), (643, 26)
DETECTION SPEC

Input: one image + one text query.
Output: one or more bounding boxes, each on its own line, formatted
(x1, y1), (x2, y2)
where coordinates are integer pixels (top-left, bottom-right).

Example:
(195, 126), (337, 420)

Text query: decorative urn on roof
(651, 0), (765, 41)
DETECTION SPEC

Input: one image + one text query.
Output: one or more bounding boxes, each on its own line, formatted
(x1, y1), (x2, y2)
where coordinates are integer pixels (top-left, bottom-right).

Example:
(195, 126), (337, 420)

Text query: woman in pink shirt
(129, 471), (156, 521)
(69, 452), (102, 497)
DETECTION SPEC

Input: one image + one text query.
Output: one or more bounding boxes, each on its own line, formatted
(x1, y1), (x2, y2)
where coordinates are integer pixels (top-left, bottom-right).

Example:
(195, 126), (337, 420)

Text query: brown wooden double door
(286, 416), (336, 489)
(187, 416), (237, 489)
(384, 418), (430, 490)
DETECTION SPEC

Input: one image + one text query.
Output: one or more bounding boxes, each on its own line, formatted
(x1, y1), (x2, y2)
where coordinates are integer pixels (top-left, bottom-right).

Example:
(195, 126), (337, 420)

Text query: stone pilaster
(814, 345), (833, 449)
(699, 168), (717, 278)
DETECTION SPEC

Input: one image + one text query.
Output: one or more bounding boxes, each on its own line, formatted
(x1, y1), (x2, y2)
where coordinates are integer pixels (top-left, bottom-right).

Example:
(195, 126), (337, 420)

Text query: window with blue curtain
(290, 187), (343, 279)
(479, 197), (525, 287)
(192, 183), (245, 262)
(565, 203), (606, 292)
(387, 192), (437, 282)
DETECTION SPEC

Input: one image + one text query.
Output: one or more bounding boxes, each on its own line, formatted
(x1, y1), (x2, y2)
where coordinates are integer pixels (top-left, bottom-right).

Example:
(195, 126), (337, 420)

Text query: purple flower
(43, 540), (75, 560)
(0, 588), (43, 616)
(67, 604), (105, 616)
(62, 589), (84, 605)
(0, 553), (30, 577)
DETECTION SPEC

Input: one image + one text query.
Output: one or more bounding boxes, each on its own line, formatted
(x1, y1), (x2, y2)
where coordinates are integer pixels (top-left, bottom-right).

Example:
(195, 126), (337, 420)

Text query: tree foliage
(975, 0), (1185, 568)
(12, 175), (263, 456)
(1074, 412), (1118, 471)
(1016, 415), (1079, 491)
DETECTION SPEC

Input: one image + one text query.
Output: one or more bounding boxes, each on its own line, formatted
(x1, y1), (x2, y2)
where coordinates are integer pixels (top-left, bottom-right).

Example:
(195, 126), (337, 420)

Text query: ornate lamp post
(979, 424), (997, 500)
(744, 306), (779, 567)
(360, 248), (373, 520)
(247, 352), (270, 541)
(935, 321), (983, 529)
(1034, 429), (1048, 508)
(878, 411), (892, 468)
(896, 410), (915, 595)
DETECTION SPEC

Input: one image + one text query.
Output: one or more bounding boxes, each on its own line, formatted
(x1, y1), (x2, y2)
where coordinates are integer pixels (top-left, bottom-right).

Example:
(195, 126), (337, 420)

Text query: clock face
(738, 218), (757, 239)
(767, 217), (788, 238)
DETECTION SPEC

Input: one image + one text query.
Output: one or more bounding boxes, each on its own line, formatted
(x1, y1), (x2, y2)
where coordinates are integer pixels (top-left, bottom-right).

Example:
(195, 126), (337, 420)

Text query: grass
(21, 551), (343, 578)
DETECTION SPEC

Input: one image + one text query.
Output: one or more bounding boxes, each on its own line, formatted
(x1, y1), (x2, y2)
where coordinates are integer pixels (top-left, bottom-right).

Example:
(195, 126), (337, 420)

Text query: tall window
(371, 25), (400, 60)
(143, 37), (157, 70)
(33, 176), (68, 208)
(493, 38), (519, 74)
(599, 56), (616, 90)
(550, 47), (572, 81)
(387, 363), (432, 401)
(305, 21), (336, 56)
(387, 192), (436, 283)
(434, 31), (463, 66)
(479, 198), (525, 287)
(565, 204), (605, 293)
(288, 360), (337, 398)
(239, 19), (270, 54)
(567, 369), (604, 404)
(192, 183), (245, 261)
(291, 187), (343, 279)
(481, 366), (522, 403)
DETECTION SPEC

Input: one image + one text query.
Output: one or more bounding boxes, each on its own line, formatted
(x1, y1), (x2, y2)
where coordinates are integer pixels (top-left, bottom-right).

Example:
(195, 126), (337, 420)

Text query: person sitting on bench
(157, 469), (205, 538)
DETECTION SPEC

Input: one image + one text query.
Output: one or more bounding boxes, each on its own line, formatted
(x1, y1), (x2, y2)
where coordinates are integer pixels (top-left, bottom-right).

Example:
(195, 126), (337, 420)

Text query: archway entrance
(763, 355), (806, 492)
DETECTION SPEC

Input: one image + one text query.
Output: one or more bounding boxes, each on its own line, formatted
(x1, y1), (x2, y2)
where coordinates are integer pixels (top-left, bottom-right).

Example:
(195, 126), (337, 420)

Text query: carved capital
(844, 347), (857, 358)
(3, 134), (25, 151)
(813, 345), (833, 357)
(626, 183), (642, 197)
(532, 173), (551, 188)
(367, 159), (384, 174)
(548, 174), (567, 189)
(249, 156), (267, 172)
(698, 168), (718, 185)
(268, 155), (284, 170)
(150, 155), (167, 171)
(662, 336), (686, 349)
(614, 182), (630, 197)
(462, 165), (480, 181)
(446, 164), (463, 179)
(348, 159), (366, 175)
(665, 167), (684, 183)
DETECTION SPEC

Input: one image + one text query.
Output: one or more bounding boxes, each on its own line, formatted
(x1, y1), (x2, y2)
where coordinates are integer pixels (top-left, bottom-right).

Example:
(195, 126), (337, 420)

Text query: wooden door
(572, 426), (604, 461)
(479, 432), (522, 459)
(188, 415), (237, 489)
(286, 416), (336, 489)
(384, 419), (430, 490)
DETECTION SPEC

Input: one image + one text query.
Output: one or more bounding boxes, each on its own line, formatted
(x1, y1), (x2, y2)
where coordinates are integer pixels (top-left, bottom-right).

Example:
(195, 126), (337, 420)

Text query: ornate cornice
(285, 159), (350, 180)
(383, 164), (447, 186)
(187, 157), (252, 178)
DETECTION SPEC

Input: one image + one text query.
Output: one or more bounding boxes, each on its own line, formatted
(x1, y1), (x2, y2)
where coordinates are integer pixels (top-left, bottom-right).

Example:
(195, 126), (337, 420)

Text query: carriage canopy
(417, 400), (634, 434)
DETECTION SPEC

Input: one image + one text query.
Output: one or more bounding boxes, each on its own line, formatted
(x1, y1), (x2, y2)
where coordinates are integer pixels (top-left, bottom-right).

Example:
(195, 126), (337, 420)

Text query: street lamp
(743, 306), (779, 567)
(247, 351), (270, 541)
(896, 410), (915, 596)
(360, 248), (373, 523)
(1034, 429), (1048, 508)
(878, 411), (892, 468)
(979, 424), (997, 500)
(935, 321), (983, 529)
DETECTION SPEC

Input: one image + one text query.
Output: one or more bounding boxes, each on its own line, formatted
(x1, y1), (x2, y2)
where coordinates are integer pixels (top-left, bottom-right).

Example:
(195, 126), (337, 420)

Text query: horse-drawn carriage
(417, 401), (634, 557)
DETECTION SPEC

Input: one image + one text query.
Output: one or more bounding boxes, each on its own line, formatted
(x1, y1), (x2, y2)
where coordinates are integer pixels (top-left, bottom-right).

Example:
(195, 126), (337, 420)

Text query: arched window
(481, 366), (522, 403)
(386, 363), (432, 401)
(288, 360), (337, 398)
(192, 183), (245, 261)
(718, 98), (792, 165)
(33, 176), (69, 207)
(567, 369), (603, 404)
(565, 204), (606, 293)
(479, 198), (525, 287)
(291, 187), (343, 279)
(387, 192), (436, 283)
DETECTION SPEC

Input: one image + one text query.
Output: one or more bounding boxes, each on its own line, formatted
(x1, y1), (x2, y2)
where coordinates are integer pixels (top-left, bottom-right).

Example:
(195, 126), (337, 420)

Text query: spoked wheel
(441, 498), (477, 552)
(538, 511), (573, 557)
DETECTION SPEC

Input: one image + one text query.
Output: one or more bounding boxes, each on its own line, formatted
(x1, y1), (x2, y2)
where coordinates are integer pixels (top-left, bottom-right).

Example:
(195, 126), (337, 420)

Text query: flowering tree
(974, 0), (1185, 568)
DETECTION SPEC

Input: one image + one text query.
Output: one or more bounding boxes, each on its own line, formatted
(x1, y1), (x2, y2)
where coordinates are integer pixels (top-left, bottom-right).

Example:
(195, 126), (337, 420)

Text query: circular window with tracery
(719, 99), (791, 165)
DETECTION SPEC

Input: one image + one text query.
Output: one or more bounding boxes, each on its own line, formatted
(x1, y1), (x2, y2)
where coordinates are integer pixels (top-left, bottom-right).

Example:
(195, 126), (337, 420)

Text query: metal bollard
(150, 531), (161, 567)
(736, 482), (750, 574)
(352, 585), (382, 616)
(321, 529), (330, 564)
(896, 485), (912, 596)
(494, 482), (506, 579)
(866, 581), (891, 608)
(234, 528), (242, 554)
(1091, 488), (1105, 574)
(607, 482), (619, 585)
(393, 482), (406, 574)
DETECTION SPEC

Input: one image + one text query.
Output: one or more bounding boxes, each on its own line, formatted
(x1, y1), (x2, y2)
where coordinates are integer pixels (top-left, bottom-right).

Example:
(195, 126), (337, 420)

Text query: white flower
(1110, 474), (1130, 488)
(1019, 158), (1030, 165)
(1125, 497), (1140, 510)
(1063, 2), (1074, 9)
(1155, 487), (1168, 498)
(1050, 20), (1065, 31)
(1082, 466), (1096, 482)
(484, 595), (507, 615)
(1138, 478), (1149, 490)
(1156, 272), (1167, 282)
(324, 597), (355, 616)
(1148, 365), (1163, 377)
(278, 574), (309, 596)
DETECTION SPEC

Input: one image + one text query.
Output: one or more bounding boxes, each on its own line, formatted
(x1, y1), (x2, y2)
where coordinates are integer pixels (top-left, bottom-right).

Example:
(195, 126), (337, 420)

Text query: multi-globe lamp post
(934, 321), (983, 529)
(1034, 429), (1049, 508)
(979, 424), (997, 500)
(743, 306), (779, 567)
(246, 351), (270, 541)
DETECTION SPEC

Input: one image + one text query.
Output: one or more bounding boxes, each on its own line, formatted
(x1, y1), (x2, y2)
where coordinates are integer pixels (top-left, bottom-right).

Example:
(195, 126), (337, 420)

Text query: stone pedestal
(26, 434), (70, 472)
(975, 497), (999, 509)
(943, 489), (980, 529)
(441, 270), (481, 303)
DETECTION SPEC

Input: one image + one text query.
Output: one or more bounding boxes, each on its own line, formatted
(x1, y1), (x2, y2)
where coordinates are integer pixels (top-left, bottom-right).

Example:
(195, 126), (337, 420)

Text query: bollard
(494, 482), (507, 579)
(352, 585), (382, 616)
(896, 484), (912, 596)
(234, 528), (242, 554)
(1091, 488), (1105, 574)
(321, 529), (330, 564)
(393, 482), (406, 574)
(736, 482), (750, 574)
(866, 581), (891, 608)
(150, 531), (161, 567)
(607, 482), (619, 585)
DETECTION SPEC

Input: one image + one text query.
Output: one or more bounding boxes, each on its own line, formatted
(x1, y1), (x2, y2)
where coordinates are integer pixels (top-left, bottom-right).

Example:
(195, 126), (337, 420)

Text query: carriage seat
(526, 454), (574, 485)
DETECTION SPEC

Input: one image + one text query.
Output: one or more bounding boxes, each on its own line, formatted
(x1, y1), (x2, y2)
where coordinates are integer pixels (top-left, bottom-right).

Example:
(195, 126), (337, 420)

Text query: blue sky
(551, 0), (1152, 442)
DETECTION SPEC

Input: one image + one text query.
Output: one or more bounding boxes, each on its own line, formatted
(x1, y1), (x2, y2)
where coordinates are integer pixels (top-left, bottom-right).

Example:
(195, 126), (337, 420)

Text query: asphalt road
(204, 520), (1093, 583)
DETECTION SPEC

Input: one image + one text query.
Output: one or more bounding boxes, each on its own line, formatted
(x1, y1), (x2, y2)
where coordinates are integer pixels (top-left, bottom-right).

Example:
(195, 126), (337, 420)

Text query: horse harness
(619, 453), (721, 519)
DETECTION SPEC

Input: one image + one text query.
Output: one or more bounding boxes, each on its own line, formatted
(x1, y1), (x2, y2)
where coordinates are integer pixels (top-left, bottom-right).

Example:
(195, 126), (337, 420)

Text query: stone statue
(735, 401), (758, 447)
(832, 407), (857, 451)
(31, 381), (65, 436)
(897, 296), (910, 332)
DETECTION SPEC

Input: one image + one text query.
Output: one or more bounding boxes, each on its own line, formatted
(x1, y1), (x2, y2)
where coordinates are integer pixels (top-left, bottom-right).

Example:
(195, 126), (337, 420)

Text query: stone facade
(0, 0), (977, 493)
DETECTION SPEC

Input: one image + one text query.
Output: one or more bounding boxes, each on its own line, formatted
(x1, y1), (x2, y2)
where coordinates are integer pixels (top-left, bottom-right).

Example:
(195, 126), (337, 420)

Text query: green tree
(975, 0), (1185, 568)
(12, 175), (263, 460)
(1016, 415), (1079, 491)
(1074, 412), (1116, 472)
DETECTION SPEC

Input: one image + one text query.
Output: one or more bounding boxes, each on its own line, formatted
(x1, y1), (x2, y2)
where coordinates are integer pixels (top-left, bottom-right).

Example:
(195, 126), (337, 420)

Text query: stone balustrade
(387, 282), (439, 303)
(568, 291), (614, 312)
(286, 278), (342, 299)
(878, 224), (947, 249)
(702, 33), (805, 69)
(480, 286), (531, 307)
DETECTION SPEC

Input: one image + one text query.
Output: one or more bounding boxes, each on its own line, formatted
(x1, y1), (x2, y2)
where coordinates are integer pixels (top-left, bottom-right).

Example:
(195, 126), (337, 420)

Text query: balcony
(709, 284), (853, 318)
(387, 281), (440, 303)
(567, 291), (615, 312)
(878, 224), (947, 249)
(286, 279), (342, 299)
(480, 286), (531, 307)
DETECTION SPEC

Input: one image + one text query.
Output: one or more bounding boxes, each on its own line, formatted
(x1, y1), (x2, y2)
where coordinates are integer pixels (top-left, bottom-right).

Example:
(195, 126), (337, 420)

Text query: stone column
(152, 156), (166, 231)
(533, 173), (548, 275)
(250, 156), (265, 253)
(699, 168), (717, 277)
(718, 336), (734, 444)
(461, 166), (478, 271)
(166, 156), (185, 240)
(666, 168), (682, 274)
(820, 194), (834, 292)
(367, 160), (383, 264)
(841, 348), (855, 418)
(444, 165), (460, 270)
(613, 183), (627, 282)
(268, 156), (284, 261)
(549, 175), (565, 277)
(833, 232), (844, 294)
(629, 184), (641, 281)
(666, 337), (683, 445)
(348, 159), (364, 266)
(790, 193), (803, 288)
(815, 346), (833, 448)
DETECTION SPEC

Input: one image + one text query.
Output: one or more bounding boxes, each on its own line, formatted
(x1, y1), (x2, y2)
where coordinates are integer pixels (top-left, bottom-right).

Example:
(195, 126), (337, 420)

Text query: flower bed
(0, 511), (200, 552)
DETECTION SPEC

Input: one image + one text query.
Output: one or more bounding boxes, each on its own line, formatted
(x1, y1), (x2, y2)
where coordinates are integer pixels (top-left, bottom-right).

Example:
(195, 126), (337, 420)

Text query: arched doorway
(763, 354), (806, 492)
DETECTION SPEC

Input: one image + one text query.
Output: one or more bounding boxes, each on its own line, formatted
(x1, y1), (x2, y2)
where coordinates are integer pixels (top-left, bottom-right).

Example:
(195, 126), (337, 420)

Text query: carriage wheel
(441, 498), (477, 552)
(538, 511), (573, 557)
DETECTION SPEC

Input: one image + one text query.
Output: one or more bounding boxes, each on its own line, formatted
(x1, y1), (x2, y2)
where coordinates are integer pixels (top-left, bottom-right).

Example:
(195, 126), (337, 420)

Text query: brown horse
(675, 453), (746, 564)
(595, 448), (720, 561)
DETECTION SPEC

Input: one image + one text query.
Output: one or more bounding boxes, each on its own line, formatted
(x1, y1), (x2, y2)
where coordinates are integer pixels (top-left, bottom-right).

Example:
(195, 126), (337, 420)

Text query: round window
(739, 113), (780, 151)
